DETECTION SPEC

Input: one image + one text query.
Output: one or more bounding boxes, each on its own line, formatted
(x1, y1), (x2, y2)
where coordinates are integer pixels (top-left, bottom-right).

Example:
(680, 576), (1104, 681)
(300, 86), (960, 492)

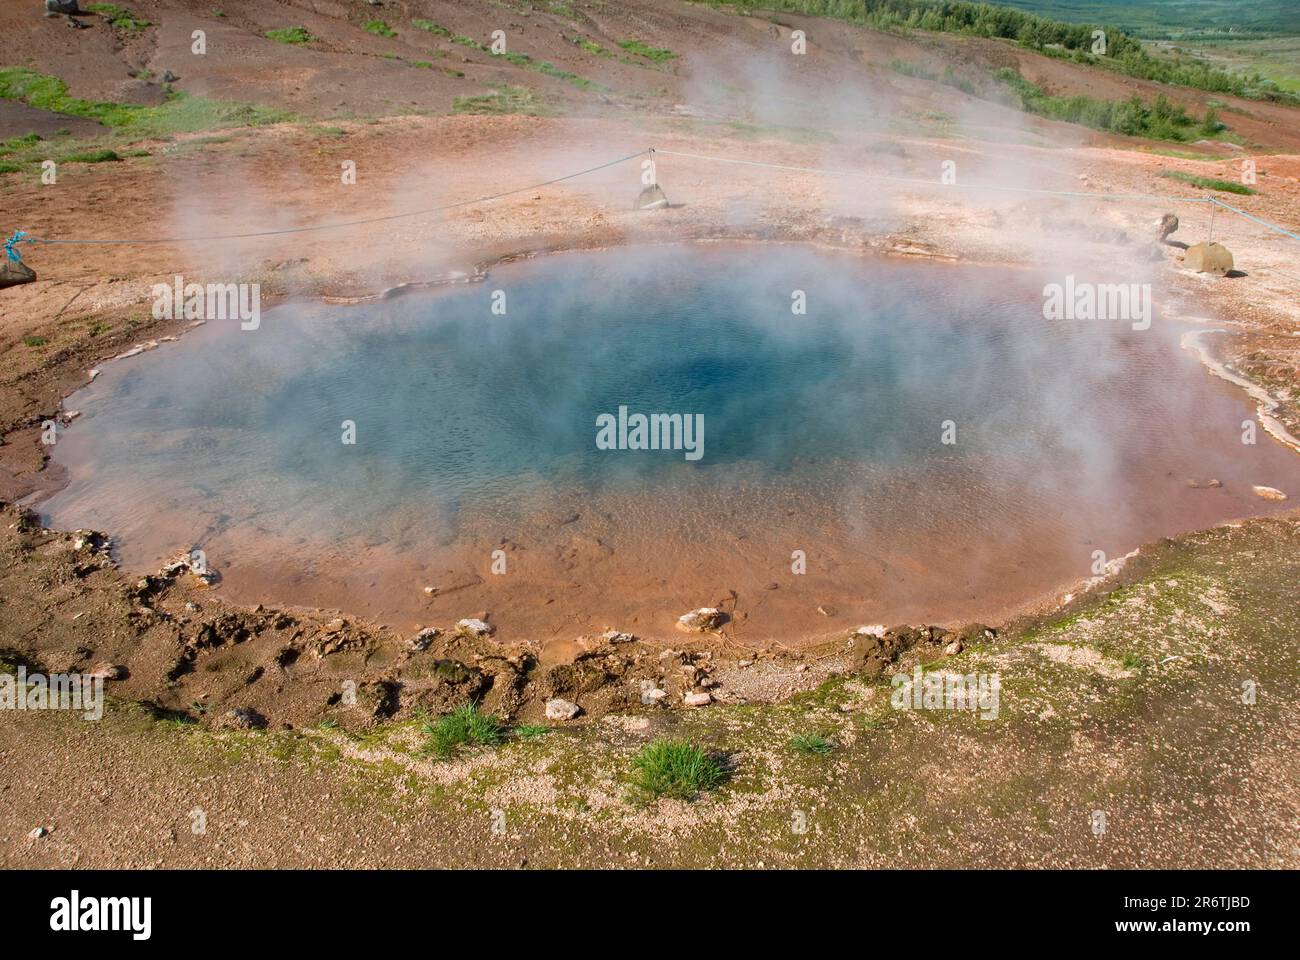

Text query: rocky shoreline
(1, 501), (1003, 732)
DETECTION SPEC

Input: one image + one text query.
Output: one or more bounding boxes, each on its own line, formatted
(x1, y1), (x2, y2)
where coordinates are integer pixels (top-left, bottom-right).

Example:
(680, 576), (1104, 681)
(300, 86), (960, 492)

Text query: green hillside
(993, 1), (1300, 36)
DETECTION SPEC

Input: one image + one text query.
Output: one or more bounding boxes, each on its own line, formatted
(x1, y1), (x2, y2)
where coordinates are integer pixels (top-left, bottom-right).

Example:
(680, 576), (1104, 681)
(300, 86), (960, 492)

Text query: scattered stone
(600, 630), (635, 643)
(322, 618), (346, 634)
(855, 624), (886, 638)
(408, 626), (440, 652)
(683, 691), (713, 707)
(218, 707), (267, 730)
(639, 680), (668, 703)
(545, 698), (581, 721)
(794, 663), (809, 673)
(676, 607), (726, 633)
(88, 662), (125, 681)
(1187, 478), (1222, 489)
(816, 604), (837, 617)
(161, 70), (178, 83)
(1252, 485), (1287, 501)
(737, 659), (753, 668)
(944, 640), (963, 656)
(456, 617), (493, 637)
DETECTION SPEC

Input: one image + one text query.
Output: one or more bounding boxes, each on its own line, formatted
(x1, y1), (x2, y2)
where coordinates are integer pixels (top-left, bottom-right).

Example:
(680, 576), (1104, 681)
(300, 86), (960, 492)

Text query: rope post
(1208, 196), (1217, 244)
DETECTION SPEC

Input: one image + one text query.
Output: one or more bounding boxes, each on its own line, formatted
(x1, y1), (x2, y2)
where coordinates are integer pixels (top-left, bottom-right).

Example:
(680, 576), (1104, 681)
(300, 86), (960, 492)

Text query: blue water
(40, 245), (1300, 630)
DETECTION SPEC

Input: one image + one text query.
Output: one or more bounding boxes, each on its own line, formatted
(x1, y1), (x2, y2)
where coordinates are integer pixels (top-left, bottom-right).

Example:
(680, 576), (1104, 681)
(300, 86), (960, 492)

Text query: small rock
(545, 698), (581, 721)
(88, 663), (125, 681)
(855, 624), (886, 638)
(601, 630), (635, 643)
(737, 659), (753, 668)
(219, 707), (267, 730)
(683, 691), (713, 707)
(457, 617), (493, 637)
(816, 604), (837, 617)
(321, 618), (346, 634)
(639, 680), (668, 704)
(1252, 485), (1287, 501)
(944, 640), (963, 656)
(794, 663), (809, 673)
(161, 70), (178, 83)
(676, 607), (725, 633)
(1187, 478), (1223, 489)
(29, 826), (48, 839)
(408, 626), (440, 652)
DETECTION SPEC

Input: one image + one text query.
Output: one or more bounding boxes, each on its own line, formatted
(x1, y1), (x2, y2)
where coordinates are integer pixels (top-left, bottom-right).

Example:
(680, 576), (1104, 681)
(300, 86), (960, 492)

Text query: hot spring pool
(39, 245), (1300, 643)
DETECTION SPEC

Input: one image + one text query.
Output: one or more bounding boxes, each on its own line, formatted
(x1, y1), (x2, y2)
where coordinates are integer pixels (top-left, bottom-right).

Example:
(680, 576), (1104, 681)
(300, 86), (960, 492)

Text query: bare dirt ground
(1, 0), (1298, 867)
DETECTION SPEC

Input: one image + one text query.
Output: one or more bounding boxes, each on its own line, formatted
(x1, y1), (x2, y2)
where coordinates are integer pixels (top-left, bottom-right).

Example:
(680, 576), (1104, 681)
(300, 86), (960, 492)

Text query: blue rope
(4, 230), (27, 263)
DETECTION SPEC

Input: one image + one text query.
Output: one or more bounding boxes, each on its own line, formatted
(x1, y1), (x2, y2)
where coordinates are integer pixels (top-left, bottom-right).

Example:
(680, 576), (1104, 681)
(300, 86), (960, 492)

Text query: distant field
(994, 1), (1300, 36)
(1166, 35), (1300, 94)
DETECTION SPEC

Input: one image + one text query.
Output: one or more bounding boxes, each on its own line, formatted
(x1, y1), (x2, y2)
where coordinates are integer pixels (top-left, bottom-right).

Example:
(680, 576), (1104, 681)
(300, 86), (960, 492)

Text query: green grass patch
(56, 148), (120, 164)
(1160, 169), (1257, 194)
(790, 732), (835, 756)
(266, 26), (313, 45)
(412, 19), (451, 38)
(627, 738), (728, 801)
(513, 724), (550, 740)
(618, 40), (677, 63)
(451, 86), (546, 116)
(364, 20), (396, 38)
(0, 162), (20, 174)
(420, 704), (503, 759)
(0, 69), (293, 136)
(86, 3), (151, 33)
(22, 335), (48, 348)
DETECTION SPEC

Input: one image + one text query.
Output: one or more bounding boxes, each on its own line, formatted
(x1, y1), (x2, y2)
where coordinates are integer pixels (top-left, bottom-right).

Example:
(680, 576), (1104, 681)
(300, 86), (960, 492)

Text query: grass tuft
(627, 738), (728, 800)
(420, 704), (503, 759)
(790, 732), (835, 756)
(451, 86), (546, 116)
(266, 26), (313, 45)
(364, 20), (397, 38)
(86, 4), (151, 33)
(618, 39), (677, 63)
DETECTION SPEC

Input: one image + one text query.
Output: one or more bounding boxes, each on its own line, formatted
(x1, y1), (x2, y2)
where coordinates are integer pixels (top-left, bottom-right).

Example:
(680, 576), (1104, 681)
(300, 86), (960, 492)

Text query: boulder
(0, 259), (36, 288)
(1157, 213), (1178, 243)
(1184, 241), (1234, 275)
(45, 0), (81, 14)
(456, 617), (493, 637)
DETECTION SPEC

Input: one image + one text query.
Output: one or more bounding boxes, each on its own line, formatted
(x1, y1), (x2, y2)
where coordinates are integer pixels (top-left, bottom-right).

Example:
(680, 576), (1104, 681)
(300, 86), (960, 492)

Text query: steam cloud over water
(40, 246), (1300, 638)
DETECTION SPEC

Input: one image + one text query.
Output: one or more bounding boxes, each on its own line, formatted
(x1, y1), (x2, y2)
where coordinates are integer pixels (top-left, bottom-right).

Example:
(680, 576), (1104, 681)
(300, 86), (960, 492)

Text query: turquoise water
(39, 245), (1300, 633)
